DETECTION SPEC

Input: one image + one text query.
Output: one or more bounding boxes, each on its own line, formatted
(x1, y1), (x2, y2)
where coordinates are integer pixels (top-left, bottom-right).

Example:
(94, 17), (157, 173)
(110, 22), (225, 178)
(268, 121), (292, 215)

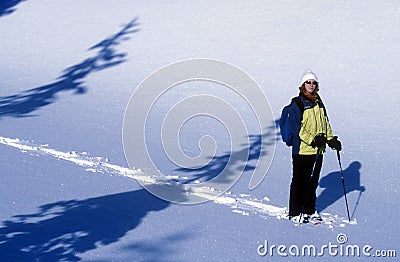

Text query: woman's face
(304, 80), (318, 93)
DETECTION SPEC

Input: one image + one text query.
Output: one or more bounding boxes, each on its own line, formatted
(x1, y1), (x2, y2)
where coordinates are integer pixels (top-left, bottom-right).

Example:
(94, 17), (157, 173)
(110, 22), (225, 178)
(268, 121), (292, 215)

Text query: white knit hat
(300, 69), (318, 86)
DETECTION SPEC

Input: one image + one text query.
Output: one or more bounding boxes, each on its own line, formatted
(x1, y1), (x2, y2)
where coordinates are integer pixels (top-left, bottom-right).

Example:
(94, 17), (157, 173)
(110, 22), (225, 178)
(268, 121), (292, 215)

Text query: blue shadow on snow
(316, 161), (365, 219)
(175, 122), (278, 184)
(0, 187), (174, 261)
(0, 18), (139, 119)
(0, 0), (26, 17)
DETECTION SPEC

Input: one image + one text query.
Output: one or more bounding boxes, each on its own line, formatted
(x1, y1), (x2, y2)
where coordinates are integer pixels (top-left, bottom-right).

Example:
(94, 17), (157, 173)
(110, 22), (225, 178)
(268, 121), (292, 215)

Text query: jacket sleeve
(298, 105), (319, 146)
(322, 103), (334, 141)
(326, 116), (334, 141)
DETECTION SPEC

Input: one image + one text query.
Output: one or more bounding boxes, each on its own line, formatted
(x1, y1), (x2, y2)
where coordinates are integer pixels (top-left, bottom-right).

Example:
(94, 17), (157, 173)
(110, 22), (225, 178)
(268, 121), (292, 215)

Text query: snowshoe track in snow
(0, 136), (356, 228)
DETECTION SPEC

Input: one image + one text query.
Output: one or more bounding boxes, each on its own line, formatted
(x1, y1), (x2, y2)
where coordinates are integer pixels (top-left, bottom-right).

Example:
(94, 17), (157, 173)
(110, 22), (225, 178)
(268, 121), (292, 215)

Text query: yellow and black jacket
(288, 94), (333, 155)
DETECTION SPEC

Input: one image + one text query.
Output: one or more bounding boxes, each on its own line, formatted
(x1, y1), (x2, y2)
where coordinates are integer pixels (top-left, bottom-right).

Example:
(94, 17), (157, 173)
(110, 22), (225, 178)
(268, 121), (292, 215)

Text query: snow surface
(0, 0), (399, 261)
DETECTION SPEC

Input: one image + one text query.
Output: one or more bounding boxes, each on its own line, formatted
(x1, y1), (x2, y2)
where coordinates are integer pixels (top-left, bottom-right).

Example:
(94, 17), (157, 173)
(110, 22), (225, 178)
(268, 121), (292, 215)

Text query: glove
(328, 136), (342, 151)
(311, 133), (327, 148)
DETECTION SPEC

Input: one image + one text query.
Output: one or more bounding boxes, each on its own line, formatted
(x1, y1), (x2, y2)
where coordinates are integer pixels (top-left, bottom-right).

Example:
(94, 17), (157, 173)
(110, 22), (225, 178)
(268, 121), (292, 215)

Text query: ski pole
(299, 147), (321, 224)
(336, 150), (351, 221)
(351, 189), (362, 220)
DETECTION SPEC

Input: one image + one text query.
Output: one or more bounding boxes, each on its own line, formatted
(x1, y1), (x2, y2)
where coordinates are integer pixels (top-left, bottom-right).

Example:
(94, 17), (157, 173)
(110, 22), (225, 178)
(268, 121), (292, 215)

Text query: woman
(287, 69), (342, 223)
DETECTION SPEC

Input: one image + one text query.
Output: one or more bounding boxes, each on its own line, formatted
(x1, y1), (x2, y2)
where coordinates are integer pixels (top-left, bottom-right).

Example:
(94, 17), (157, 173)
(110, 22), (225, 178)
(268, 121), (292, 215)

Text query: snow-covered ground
(0, 0), (399, 261)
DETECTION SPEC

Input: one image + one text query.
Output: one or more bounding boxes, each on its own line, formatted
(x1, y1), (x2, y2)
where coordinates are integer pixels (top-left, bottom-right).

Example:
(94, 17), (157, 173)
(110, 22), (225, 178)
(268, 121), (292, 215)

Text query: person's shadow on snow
(0, 186), (187, 261)
(316, 161), (365, 218)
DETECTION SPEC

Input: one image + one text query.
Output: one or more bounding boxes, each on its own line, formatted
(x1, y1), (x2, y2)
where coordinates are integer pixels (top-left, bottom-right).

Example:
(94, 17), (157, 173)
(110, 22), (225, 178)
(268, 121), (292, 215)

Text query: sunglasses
(305, 80), (318, 85)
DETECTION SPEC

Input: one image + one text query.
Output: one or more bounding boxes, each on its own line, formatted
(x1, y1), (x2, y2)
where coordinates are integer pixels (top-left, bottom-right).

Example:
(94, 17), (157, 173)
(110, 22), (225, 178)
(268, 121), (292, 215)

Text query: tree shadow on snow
(123, 231), (192, 262)
(175, 122), (279, 185)
(0, 186), (179, 261)
(316, 161), (365, 219)
(0, 18), (139, 119)
(0, 0), (26, 17)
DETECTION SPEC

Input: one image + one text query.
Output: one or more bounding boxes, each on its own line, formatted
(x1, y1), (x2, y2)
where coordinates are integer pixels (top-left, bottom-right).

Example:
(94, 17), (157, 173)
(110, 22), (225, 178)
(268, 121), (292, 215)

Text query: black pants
(289, 154), (323, 216)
